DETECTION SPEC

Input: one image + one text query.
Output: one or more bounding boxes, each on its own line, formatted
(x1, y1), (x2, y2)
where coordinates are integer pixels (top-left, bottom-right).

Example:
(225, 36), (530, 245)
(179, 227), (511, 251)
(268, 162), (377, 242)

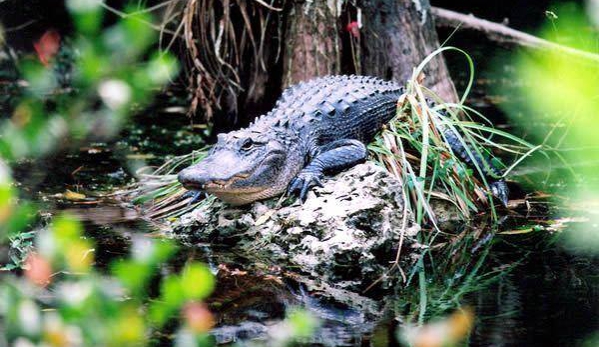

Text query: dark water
(49, 184), (599, 347)
(33, 99), (597, 347)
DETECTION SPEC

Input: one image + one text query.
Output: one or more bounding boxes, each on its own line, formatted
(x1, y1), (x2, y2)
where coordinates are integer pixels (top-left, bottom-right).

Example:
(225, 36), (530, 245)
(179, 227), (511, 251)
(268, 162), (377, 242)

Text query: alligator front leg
(287, 139), (368, 202)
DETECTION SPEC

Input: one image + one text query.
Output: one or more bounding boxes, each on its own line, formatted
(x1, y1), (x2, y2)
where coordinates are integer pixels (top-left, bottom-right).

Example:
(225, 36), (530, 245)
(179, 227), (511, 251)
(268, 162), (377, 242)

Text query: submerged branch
(431, 7), (599, 63)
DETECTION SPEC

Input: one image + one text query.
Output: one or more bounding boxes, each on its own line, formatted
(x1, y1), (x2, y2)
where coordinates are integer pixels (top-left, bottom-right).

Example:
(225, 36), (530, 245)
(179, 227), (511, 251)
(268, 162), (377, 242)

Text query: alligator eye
(240, 138), (254, 151)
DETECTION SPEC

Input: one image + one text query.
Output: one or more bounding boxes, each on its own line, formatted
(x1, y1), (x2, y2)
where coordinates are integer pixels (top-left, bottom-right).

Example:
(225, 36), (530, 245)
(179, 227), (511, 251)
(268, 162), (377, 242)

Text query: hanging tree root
(431, 6), (599, 64)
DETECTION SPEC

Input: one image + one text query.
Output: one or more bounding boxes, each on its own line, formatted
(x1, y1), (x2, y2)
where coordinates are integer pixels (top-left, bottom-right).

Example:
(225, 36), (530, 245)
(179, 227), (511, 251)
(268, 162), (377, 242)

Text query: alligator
(177, 75), (508, 206)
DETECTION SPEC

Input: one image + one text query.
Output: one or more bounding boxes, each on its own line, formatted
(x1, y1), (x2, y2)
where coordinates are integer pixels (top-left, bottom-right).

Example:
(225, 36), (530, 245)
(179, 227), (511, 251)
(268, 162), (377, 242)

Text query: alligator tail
(436, 111), (509, 207)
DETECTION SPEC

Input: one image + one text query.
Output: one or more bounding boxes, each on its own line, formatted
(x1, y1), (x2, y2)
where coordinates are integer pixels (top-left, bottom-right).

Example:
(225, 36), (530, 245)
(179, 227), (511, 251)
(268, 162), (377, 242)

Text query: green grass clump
(370, 47), (538, 225)
(128, 48), (537, 224)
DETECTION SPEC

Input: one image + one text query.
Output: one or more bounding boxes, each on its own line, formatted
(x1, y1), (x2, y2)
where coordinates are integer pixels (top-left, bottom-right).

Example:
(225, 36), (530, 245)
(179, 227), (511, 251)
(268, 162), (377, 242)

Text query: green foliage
(66, 0), (104, 35)
(500, 2), (599, 254)
(0, 2), (219, 346)
(0, 162), (36, 267)
(0, 2), (178, 161)
(0, 0), (185, 266)
(581, 333), (599, 347)
(369, 47), (536, 224)
(149, 262), (215, 327)
(0, 0), (180, 259)
(1, 213), (215, 346)
(111, 239), (176, 296)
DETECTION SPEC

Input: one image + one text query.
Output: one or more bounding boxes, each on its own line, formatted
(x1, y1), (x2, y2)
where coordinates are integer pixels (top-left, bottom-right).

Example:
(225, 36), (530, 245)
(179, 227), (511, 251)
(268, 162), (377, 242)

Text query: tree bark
(359, 0), (458, 102)
(281, 1), (341, 87)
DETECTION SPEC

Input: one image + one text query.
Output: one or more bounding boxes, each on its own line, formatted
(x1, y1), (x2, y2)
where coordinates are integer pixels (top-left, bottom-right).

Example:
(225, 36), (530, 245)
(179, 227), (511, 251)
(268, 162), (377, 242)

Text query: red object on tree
(346, 21), (360, 38)
(33, 30), (61, 66)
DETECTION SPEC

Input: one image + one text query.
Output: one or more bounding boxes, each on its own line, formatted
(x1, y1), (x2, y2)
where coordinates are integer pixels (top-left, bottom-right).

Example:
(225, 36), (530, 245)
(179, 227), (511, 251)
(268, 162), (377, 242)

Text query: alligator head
(177, 130), (302, 205)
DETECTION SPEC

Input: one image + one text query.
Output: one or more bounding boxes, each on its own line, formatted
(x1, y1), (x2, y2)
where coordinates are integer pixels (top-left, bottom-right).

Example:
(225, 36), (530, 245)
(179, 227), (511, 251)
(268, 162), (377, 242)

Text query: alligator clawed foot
(287, 172), (324, 203)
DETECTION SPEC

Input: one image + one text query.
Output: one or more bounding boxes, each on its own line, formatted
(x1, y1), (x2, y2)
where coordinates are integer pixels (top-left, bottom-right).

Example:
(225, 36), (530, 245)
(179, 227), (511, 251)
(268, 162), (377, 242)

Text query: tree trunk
(281, 0), (341, 87)
(185, 0), (459, 129)
(359, 0), (458, 102)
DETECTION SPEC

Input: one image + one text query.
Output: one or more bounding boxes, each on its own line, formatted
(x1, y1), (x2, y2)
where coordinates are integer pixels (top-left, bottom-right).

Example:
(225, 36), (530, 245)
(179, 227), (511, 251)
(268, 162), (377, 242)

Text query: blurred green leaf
(146, 52), (179, 85)
(162, 275), (185, 306)
(121, 8), (155, 54)
(52, 213), (83, 243)
(111, 240), (175, 296)
(4, 204), (36, 238)
(150, 240), (177, 264)
(20, 60), (57, 97)
(0, 2), (212, 345)
(149, 275), (184, 327)
(66, 0), (103, 35)
(103, 10), (155, 62)
(287, 309), (318, 338)
(500, 2), (599, 255)
(77, 40), (107, 83)
(108, 305), (147, 345)
(180, 263), (215, 301)
(111, 261), (152, 295)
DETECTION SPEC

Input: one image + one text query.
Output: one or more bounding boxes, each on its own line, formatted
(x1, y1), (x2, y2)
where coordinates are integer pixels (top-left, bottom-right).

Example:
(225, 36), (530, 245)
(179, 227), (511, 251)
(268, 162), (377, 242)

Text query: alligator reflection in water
(66, 197), (598, 347)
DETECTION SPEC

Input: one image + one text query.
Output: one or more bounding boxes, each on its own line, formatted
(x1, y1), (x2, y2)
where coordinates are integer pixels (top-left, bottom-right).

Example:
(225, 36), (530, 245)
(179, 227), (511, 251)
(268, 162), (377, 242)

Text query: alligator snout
(178, 163), (248, 192)
(177, 165), (209, 190)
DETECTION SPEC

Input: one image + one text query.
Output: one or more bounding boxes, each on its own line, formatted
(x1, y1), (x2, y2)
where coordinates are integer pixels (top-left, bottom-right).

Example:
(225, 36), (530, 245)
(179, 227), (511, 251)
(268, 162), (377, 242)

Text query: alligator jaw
(201, 172), (256, 192)
(178, 167), (251, 191)
(209, 187), (287, 205)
